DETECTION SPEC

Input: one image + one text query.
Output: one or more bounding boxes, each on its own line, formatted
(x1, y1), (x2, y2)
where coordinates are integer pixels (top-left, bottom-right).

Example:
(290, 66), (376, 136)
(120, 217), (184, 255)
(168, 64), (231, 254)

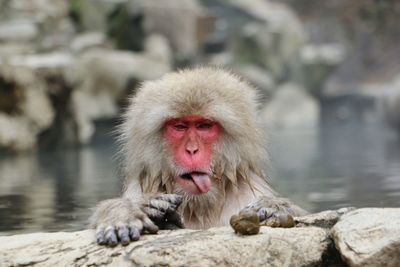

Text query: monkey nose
(185, 141), (199, 155)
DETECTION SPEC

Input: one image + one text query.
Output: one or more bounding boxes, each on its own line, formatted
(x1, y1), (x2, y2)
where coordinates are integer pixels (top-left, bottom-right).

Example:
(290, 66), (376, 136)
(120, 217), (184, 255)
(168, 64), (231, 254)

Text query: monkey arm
(89, 194), (182, 246)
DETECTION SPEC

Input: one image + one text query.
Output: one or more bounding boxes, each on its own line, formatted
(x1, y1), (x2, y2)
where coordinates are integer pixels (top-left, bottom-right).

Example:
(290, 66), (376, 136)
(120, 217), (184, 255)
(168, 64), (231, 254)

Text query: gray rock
(301, 43), (346, 95)
(0, 226), (330, 267)
(260, 83), (320, 130)
(332, 208), (400, 267)
(68, 35), (172, 143)
(234, 64), (275, 103)
(0, 19), (38, 42)
(231, 0), (305, 81)
(70, 32), (108, 53)
(142, 0), (203, 57)
(295, 207), (355, 228)
(7, 52), (73, 69)
(0, 67), (54, 151)
(0, 0), (74, 51)
(71, 0), (121, 32)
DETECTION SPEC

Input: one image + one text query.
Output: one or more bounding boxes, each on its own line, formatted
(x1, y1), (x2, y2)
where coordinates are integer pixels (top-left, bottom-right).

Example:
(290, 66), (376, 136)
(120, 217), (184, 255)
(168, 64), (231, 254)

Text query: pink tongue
(191, 173), (211, 193)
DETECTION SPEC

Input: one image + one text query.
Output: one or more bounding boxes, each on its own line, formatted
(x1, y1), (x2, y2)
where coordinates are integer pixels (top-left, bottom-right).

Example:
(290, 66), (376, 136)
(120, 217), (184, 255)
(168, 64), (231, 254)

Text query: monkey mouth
(180, 171), (205, 180)
(178, 171), (212, 194)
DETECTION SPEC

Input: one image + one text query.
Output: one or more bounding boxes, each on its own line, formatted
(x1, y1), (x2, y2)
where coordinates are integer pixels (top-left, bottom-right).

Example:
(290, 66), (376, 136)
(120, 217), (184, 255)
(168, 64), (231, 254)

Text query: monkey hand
(242, 197), (301, 228)
(141, 193), (184, 230)
(90, 197), (160, 246)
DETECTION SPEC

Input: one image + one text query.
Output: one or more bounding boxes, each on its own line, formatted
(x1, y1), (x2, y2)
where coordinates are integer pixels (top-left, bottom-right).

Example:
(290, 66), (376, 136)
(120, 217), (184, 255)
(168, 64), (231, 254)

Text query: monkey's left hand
(241, 197), (306, 228)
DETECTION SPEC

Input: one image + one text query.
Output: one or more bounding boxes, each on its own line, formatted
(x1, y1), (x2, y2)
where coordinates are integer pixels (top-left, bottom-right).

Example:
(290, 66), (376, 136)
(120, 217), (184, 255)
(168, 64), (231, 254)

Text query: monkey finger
(142, 206), (165, 219)
(244, 202), (262, 211)
(129, 218), (144, 233)
(104, 226), (118, 247)
(147, 198), (176, 213)
(155, 194), (183, 206)
(117, 225), (130, 246)
(142, 217), (159, 234)
(256, 207), (276, 222)
(95, 226), (106, 245)
(129, 226), (140, 241)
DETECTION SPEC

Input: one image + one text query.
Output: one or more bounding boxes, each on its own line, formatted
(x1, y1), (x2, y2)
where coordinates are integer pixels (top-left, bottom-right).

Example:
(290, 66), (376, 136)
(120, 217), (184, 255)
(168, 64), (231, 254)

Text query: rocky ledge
(0, 208), (399, 267)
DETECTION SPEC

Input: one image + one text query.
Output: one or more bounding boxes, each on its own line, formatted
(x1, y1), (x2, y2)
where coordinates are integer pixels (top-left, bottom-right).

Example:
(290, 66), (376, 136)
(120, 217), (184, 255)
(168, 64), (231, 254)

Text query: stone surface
(0, 66), (54, 151)
(70, 32), (108, 52)
(301, 43), (345, 95)
(295, 208), (355, 229)
(232, 0), (305, 81)
(142, 0), (203, 57)
(260, 83), (320, 130)
(0, 19), (38, 42)
(3, 208), (399, 266)
(234, 64), (275, 103)
(68, 34), (171, 143)
(0, 226), (329, 267)
(332, 208), (400, 267)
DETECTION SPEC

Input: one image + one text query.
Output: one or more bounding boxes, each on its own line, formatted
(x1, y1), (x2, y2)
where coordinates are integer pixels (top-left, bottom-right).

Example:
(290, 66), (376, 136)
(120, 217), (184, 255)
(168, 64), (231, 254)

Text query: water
(269, 120), (400, 212)
(1, 119), (400, 235)
(0, 122), (123, 235)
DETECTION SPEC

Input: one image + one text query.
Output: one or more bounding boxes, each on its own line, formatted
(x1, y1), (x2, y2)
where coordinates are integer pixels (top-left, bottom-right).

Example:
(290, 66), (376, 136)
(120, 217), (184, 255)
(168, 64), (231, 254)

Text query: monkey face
(164, 115), (220, 195)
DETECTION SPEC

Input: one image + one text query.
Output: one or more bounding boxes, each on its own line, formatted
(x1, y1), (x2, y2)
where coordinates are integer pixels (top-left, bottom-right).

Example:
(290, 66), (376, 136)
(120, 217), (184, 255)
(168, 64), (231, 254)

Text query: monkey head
(120, 67), (265, 199)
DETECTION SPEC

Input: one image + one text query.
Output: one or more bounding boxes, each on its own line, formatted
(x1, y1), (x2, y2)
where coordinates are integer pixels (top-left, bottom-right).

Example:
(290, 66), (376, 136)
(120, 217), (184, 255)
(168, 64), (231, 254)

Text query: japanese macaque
(90, 67), (306, 246)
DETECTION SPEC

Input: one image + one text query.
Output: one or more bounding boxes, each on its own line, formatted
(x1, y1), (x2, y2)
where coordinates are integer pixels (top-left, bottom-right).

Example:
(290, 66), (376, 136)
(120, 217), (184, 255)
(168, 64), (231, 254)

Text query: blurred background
(0, 0), (400, 235)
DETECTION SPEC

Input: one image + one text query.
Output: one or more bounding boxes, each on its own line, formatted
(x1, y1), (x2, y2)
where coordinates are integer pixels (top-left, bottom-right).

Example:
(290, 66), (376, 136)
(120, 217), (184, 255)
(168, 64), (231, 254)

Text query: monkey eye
(173, 123), (188, 130)
(196, 122), (213, 129)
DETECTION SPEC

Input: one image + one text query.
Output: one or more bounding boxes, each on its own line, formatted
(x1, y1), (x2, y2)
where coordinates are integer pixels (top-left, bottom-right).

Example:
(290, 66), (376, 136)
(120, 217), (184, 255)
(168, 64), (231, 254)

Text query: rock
(231, 0), (305, 81)
(142, 0), (204, 57)
(6, 52), (73, 69)
(69, 0), (118, 32)
(0, 0), (74, 51)
(0, 0), (70, 20)
(70, 34), (171, 98)
(0, 67), (54, 152)
(260, 83), (320, 130)
(295, 207), (355, 228)
(68, 35), (172, 143)
(75, 0), (204, 57)
(0, 226), (330, 267)
(0, 43), (35, 56)
(0, 115), (36, 151)
(5, 208), (399, 266)
(332, 208), (400, 267)
(0, 19), (38, 42)
(70, 32), (108, 53)
(301, 43), (345, 67)
(234, 64), (275, 103)
(301, 43), (346, 95)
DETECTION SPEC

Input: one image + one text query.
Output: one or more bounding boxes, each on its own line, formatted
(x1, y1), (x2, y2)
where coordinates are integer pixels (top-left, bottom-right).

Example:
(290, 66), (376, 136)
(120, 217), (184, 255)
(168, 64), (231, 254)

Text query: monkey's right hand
(141, 194), (184, 230)
(90, 194), (182, 246)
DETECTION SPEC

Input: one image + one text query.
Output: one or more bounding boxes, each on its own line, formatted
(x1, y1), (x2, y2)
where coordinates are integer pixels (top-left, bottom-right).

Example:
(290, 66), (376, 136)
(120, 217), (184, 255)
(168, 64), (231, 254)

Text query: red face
(164, 115), (220, 195)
